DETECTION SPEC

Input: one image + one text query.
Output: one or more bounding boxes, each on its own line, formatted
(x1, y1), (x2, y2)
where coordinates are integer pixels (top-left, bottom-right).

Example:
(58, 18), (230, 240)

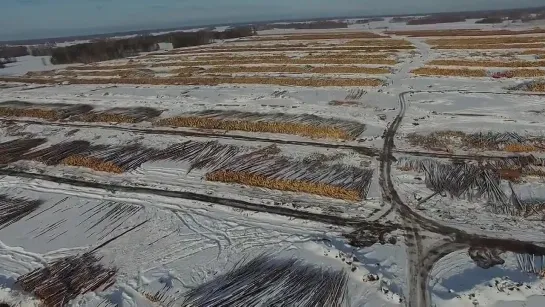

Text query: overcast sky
(1, 0), (544, 41)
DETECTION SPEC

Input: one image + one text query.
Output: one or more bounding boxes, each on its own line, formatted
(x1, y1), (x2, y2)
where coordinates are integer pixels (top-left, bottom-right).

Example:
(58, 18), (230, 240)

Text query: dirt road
(381, 90), (545, 306)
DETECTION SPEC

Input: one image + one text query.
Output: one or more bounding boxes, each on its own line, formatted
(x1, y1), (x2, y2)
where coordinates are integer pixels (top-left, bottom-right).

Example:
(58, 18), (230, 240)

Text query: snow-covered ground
(1, 19), (545, 307)
(0, 55), (61, 77)
(0, 180), (406, 307)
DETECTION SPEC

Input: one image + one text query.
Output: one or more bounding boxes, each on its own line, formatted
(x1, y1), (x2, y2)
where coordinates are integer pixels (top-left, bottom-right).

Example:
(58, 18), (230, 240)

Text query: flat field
(1, 19), (545, 307)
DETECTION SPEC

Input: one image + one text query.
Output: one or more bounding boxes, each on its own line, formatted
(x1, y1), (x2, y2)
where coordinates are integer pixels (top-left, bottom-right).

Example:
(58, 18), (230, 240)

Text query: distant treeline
(355, 17), (385, 24)
(0, 57), (17, 69)
(389, 6), (545, 25)
(475, 17), (504, 24)
(520, 12), (545, 22)
(0, 45), (56, 58)
(0, 46), (29, 58)
(255, 21), (348, 31)
(407, 15), (466, 25)
(389, 17), (413, 23)
(29, 45), (55, 56)
(49, 26), (255, 65)
(50, 37), (159, 64)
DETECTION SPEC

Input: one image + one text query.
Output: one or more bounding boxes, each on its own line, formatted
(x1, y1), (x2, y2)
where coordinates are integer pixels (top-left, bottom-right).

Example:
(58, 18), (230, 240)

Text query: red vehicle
(491, 71), (514, 79)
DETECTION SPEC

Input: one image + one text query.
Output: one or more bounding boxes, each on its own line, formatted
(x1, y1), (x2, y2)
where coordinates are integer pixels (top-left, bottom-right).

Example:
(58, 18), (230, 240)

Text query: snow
(0, 288), (42, 307)
(1, 19), (545, 307)
(0, 56), (61, 77)
(0, 177), (404, 306)
(55, 39), (91, 47)
(431, 250), (545, 307)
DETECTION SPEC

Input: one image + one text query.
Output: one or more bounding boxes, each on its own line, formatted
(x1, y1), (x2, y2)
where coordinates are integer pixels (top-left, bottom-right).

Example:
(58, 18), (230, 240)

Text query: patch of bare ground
(385, 28), (545, 37)
(0, 76), (385, 87)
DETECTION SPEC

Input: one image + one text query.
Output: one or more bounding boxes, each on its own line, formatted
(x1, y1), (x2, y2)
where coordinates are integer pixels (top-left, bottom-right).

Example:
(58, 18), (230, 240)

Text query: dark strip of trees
(0, 46), (29, 58)
(355, 18), (384, 24)
(407, 16), (467, 25)
(49, 26), (255, 65)
(255, 21), (348, 31)
(475, 17), (504, 24)
(0, 57), (17, 69)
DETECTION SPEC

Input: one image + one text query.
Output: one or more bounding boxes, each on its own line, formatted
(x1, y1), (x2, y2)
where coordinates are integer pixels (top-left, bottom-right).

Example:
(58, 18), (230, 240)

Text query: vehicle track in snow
(0, 168), (377, 228)
(380, 90), (545, 307)
(0, 118), (381, 157)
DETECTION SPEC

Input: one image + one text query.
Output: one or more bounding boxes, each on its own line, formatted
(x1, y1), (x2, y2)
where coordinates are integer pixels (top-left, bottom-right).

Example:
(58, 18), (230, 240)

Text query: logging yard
(2, 16), (545, 307)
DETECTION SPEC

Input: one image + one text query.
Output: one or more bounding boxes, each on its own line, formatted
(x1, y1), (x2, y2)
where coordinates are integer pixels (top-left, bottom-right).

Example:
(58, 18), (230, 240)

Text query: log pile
(0, 76), (385, 87)
(203, 65), (391, 74)
(156, 110), (366, 140)
(16, 252), (117, 307)
(0, 101), (93, 121)
(73, 107), (162, 123)
(411, 67), (488, 77)
(180, 254), (349, 306)
(61, 155), (125, 173)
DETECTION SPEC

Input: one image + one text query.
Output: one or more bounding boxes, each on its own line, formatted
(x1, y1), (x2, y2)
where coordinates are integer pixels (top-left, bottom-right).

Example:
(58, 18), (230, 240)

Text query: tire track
(381, 90), (545, 307)
(378, 90), (428, 307)
(0, 118), (380, 157)
(0, 168), (368, 227)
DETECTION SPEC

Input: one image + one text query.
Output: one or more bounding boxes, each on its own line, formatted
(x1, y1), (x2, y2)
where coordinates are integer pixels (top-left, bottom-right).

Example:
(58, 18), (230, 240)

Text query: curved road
(381, 90), (545, 307)
(380, 90), (429, 307)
